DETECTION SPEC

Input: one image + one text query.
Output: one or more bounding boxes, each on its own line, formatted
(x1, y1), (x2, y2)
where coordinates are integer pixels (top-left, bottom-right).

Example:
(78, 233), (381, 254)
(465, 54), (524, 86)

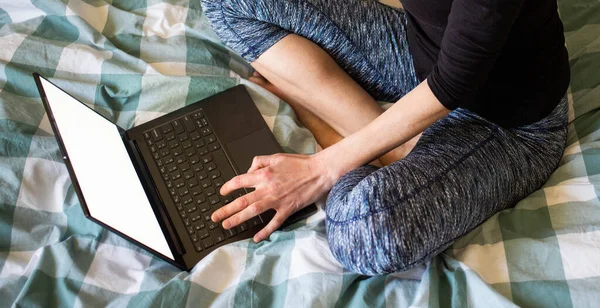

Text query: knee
(324, 166), (425, 275)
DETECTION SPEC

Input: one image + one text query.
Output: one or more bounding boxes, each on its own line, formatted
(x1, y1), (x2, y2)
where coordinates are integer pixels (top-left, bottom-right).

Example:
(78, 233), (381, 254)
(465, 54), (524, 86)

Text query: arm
(318, 80), (449, 181)
(212, 81), (449, 242)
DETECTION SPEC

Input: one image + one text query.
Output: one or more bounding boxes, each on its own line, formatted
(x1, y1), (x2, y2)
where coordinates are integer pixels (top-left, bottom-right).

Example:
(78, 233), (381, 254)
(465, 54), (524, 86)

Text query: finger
(247, 155), (271, 173)
(220, 172), (260, 196)
(222, 200), (270, 230)
(253, 211), (287, 243)
(252, 71), (262, 77)
(211, 192), (258, 222)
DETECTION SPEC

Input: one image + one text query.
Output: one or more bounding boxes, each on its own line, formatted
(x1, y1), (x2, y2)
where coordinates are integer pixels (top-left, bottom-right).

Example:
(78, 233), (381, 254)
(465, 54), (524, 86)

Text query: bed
(0, 0), (598, 307)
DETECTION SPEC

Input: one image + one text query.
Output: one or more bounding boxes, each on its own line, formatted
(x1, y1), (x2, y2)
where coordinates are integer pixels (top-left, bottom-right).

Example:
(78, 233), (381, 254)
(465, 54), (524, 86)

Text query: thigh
(325, 97), (569, 275)
(201, 0), (418, 101)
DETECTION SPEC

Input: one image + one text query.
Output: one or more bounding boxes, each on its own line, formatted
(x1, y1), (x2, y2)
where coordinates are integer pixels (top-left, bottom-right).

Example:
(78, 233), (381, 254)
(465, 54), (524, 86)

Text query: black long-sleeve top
(401, 0), (570, 127)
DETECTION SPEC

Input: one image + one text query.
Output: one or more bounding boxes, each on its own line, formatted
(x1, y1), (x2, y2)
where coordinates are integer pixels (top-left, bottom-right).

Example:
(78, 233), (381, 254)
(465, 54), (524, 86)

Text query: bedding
(0, 0), (599, 307)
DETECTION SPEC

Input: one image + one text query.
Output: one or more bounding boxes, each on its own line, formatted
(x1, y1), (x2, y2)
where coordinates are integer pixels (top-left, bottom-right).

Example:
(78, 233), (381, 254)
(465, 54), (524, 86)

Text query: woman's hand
(211, 153), (336, 242)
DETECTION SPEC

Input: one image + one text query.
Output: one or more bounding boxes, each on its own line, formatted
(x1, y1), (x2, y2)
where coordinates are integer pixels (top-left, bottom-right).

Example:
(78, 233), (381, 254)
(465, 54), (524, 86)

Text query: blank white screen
(40, 78), (174, 260)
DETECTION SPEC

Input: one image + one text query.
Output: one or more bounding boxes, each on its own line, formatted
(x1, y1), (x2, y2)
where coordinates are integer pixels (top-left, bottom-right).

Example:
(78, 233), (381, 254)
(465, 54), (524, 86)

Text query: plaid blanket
(0, 0), (599, 307)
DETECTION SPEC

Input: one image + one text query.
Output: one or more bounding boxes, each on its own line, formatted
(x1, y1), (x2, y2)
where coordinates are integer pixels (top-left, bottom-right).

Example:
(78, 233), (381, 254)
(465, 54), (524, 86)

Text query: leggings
(201, 0), (569, 275)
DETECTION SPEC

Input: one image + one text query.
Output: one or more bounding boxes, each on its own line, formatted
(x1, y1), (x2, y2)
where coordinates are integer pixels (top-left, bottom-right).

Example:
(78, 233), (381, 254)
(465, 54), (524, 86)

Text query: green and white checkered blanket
(0, 0), (599, 307)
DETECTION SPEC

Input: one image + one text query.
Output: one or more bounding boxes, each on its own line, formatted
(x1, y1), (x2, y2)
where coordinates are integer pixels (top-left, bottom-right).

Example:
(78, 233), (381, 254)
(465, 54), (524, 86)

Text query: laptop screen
(38, 77), (174, 260)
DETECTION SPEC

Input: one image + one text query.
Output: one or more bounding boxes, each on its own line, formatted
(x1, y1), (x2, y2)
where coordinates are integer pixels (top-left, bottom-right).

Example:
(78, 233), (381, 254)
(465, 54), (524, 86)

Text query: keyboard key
(181, 140), (192, 149)
(162, 173), (169, 181)
(187, 206), (198, 214)
(187, 178), (198, 188)
(225, 228), (237, 238)
(165, 132), (176, 142)
(192, 111), (204, 119)
(156, 158), (163, 167)
(187, 226), (195, 234)
(182, 195), (193, 205)
(179, 211), (187, 218)
(198, 147), (209, 156)
(191, 214), (202, 222)
(173, 195), (180, 203)
(190, 156), (201, 165)
(209, 143), (221, 151)
(250, 216), (263, 227)
(176, 203), (184, 211)
(223, 196), (233, 204)
(153, 152), (160, 160)
(185, 148), (196, 157)
(214, 178), (224, 188)
(151, 129), (162, 141)
(156, 140), (166, 149)
(170, 170), (181, 180)
(168, 140), (179, 149)
(209, 195), (220, 205)
(194, 220), (205, 230)
(194, 194), (207, 204)
(202, 154), (212, 164)
(178, 187), (189, 196)
(201, 126), (212, 136)
(166, 180), (173, 188)
(201, 118), (209, 127)
(150, 145), (157, 153)
(199, 229), (210, 239)
(202, 238), (214, 249)
(179, 162), (190, 171)
(173, 147), (183, 157)
(160, 148), (170, 157)
(211, 229), (226, 243)
(178, 134), (189, 142)
(194, 243), (203, 252)
(144, 131), (152, 140)
(205, 135), (216, 144)
(201, 179), (212, 188)
(175, 156), (186, 165)
(197, 170), (208, 180)
(208, 221), (219, 230)
(166, 163), (177, 173)
(190, 131), (201, 141)
(205, 186), (216, 196)
(193, 138), (205, 148)
(199, 202), (210, 213)
(172, 119), (185, 134)
(183, 170), (194, 180)
(209, 170), (221, 180)
(183, 116), (196, 132)
(206, 162), (217, 172)
(169, 188), (177, 196)
(147, 138), (154, 146)
(191, 233), (199, 243)
(161, 123), (173, 134)
(183, 218), (191, 226)
(159, 166), (167, 174)
(237, 222), (248, 233)
(190, 186), (202, 196)
(164, 155), (174, 164)
(174, 179), (185, 189)
(204, 213), (212, 222)
(195, 119), (205, 128)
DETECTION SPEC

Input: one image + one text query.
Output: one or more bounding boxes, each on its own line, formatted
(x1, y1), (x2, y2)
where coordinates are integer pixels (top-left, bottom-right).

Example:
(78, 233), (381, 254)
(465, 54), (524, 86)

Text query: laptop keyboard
(143, 110), (263, 253)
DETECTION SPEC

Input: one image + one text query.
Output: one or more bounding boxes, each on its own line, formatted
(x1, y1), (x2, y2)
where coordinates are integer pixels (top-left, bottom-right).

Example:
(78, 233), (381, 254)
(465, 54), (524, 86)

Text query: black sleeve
(427, 0), (525, 110)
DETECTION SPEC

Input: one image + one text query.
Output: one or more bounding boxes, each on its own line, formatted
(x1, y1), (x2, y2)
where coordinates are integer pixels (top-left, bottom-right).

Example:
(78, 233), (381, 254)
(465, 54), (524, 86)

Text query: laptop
(33, 73), (317, 271)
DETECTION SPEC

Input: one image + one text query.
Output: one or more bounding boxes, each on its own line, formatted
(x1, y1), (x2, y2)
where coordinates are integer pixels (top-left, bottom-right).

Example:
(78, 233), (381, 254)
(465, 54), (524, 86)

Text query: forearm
(316, 80), (450, 182)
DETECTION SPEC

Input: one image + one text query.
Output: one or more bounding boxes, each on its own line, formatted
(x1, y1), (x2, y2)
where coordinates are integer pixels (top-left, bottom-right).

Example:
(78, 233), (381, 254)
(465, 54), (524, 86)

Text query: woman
(201, 0), (570, 275)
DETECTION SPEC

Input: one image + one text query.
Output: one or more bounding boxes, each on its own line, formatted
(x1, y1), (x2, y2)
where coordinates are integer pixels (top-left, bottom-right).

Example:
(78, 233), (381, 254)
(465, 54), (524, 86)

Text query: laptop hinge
(121, 132), (185, 258)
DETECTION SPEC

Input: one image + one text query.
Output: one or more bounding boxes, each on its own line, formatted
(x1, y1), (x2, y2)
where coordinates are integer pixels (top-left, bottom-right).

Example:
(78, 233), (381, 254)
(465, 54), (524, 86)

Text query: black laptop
(33, 73), (317, 271)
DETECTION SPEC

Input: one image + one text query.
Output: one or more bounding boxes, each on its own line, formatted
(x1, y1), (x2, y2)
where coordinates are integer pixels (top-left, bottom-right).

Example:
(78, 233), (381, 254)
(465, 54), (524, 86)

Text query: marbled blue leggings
(201, 0), (569, 275)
